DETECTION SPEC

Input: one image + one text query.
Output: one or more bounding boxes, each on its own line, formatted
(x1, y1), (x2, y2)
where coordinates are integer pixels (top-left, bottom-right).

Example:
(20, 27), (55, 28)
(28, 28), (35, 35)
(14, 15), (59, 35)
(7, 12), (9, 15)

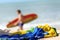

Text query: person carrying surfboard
(14, 10), (23, 30)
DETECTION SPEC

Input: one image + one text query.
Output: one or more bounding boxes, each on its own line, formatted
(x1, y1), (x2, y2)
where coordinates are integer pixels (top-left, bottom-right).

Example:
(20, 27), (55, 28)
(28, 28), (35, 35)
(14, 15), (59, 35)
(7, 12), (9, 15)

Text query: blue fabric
(0, 27), (47, 40)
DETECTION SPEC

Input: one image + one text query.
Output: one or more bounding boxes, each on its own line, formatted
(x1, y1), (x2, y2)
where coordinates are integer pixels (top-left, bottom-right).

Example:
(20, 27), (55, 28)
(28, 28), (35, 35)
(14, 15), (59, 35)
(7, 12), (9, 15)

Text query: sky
(0, 0), (60, 30)
(0, 0), (37, 3)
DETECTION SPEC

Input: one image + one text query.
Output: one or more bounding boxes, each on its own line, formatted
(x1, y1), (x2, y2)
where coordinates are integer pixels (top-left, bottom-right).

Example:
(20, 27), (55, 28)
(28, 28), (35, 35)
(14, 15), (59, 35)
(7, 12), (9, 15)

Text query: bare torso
(18, 14), (22, 23)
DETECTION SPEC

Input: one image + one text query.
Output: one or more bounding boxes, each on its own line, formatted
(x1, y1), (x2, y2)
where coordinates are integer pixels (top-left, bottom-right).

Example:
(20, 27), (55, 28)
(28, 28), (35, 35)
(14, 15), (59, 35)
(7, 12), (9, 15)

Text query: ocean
(0, 0), (60, 30)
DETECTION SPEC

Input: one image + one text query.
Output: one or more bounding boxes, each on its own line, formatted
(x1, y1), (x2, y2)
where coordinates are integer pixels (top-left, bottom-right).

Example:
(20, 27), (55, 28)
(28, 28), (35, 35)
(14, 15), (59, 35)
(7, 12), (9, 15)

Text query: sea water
(0, 0), (60, 30)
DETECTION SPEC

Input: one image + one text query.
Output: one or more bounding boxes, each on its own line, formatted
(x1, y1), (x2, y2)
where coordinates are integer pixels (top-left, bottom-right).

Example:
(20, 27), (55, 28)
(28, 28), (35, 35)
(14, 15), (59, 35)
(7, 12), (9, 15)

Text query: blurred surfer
(14, 10), (23, 30)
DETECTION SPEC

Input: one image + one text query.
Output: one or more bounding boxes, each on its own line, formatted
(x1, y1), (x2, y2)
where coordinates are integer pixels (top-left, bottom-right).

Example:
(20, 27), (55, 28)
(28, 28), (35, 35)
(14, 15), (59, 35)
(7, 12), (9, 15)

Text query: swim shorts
(18, 22), (24, 27)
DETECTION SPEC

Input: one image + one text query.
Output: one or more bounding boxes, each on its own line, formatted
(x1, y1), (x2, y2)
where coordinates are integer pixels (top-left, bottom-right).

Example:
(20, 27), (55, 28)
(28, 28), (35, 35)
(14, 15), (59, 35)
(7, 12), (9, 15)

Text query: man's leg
(20, 26), (23, 30)
(19, 23), (24, 30)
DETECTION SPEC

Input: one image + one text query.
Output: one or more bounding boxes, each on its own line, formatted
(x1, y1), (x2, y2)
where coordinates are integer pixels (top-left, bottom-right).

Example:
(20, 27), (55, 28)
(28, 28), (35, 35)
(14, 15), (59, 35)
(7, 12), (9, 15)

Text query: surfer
(14, 10), (23, 30)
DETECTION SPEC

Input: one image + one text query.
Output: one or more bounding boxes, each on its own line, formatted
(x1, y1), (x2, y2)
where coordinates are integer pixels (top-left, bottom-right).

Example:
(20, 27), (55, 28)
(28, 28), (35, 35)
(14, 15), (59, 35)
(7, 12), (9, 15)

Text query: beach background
(0, 0), (60, 32)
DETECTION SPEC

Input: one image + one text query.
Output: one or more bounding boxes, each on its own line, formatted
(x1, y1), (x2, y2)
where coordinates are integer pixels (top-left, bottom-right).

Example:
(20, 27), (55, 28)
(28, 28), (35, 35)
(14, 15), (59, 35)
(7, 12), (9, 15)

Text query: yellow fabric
(20, 30), (27, 35)
(10, 30), (27, 35)
(37, 24), (51, 32)
(37, 24), (57, 38)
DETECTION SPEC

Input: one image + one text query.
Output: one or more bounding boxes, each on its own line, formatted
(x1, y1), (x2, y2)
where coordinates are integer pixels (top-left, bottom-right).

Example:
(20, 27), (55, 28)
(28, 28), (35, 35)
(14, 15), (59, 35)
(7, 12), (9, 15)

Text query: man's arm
(14, 20), (19, 25)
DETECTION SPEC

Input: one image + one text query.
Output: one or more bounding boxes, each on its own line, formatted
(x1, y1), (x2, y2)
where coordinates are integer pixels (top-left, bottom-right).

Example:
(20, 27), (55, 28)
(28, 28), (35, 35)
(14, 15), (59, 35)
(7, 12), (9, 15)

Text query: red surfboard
(7, 13), (37, 28)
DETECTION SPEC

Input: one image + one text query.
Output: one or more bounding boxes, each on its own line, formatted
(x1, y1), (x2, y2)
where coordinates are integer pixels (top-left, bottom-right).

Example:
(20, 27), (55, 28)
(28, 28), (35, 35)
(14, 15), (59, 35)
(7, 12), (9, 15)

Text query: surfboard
(7, 13), (37, 28)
